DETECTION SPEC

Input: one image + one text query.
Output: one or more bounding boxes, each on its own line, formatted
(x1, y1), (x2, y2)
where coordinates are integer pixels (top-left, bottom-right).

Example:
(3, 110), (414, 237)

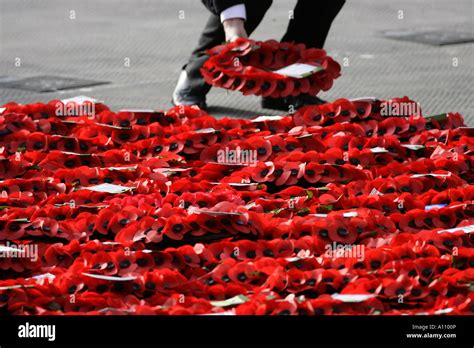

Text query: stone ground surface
(0, 0), (473, 123)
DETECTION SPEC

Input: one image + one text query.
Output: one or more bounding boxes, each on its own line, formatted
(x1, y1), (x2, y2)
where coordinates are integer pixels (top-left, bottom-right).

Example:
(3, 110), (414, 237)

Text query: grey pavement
(0, 0), (473, 123)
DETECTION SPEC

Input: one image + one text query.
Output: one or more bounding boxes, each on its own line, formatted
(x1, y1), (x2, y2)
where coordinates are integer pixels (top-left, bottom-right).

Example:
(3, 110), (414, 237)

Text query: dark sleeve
(201, 0), (245, 16)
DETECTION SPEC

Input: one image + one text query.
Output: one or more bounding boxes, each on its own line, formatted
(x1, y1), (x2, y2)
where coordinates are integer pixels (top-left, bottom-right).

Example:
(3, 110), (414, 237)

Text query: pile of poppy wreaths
(0, 96), (473, 315)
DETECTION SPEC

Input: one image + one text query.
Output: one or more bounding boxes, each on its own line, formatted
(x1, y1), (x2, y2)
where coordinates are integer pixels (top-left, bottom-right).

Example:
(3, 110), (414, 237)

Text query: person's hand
(222, 18), (248, 42)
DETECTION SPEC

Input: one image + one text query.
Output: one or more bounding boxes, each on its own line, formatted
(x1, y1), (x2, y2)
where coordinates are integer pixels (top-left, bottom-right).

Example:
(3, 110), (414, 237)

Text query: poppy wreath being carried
(200, 38), (341, 97)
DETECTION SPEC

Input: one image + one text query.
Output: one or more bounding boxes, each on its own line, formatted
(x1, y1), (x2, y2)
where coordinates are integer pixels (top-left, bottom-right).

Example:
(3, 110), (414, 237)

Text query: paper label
(370, 147), (388, 154)
(425, 204), (447, 211)
(308, 212), (357, 218)
(195, 128), (218, 134)
(82, 273), (136, 281)
(349, 97), (378, 103)
(433, 308), (453, 315)
(411, 173), (451, 178)
(211, 182), (258, 188)
(0, 284), (34, 290)
(210, 294), (248, 307)
(83, 183), (133, 194)
(438, 224), (474, 234)
(285, 257), (302, 262)
(61, 95), (102, 104)
(251, 115), (284, 123)
(332, 294), (376, 303)
(297, 134), (314, 139)
(401, 144), (425, 151)
(273, 63), (323, 78)
(29, 273), (56, 282)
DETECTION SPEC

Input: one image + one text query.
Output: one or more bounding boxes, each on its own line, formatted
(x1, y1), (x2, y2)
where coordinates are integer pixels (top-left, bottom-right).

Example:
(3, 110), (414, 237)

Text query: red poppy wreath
(200, 38), (341, 97)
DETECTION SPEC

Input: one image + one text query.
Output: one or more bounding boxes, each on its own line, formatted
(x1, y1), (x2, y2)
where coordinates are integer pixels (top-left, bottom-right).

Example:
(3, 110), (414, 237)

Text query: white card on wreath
(83, 183), (133, 194)
(82, 273), (136, 281)
(438, 224), (474, 234)
(61, 95), (102, 104)
(251, 115), (284, 123)
(210, 294), (248, 307)
(273, 63), (323, 78)
(332, 294), (376, 303)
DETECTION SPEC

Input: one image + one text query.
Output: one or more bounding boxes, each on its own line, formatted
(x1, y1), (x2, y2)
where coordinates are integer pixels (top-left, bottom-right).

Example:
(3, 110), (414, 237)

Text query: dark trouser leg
(281, 0), (345, 49)
(184, 0), (273, 96)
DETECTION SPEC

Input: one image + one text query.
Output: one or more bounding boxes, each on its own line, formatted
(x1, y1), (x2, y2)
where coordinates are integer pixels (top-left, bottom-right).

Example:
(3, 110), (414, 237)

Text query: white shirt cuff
(220, 4), (246, 23)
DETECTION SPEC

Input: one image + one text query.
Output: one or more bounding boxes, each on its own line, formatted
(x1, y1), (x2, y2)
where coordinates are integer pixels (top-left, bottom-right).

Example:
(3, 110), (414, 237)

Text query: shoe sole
(261, 99), (291, 112)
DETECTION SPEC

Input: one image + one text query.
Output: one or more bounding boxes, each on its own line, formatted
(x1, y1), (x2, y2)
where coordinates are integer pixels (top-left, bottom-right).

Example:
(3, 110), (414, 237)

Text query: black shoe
(172, 70), (208, 110)
(261, 94), (327, 112)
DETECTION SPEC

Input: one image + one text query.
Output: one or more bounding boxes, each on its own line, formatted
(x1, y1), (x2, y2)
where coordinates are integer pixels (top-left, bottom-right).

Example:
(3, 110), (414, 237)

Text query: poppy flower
(44, 243), (76, 268)
(162, 215), (189, 241)
(87, 250), (118, 275)
(227, 262), (260, 287)
(95, 208), (116, 235)
(108, 206), (143, 234)
(268, 298), (299, 315)
(382, 275), (416, 299)
(413, 257), (438, 282)
(327, 213), (357, 244)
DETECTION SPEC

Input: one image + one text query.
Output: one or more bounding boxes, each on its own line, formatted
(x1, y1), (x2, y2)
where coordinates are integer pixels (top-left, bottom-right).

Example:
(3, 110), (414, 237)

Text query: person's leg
(262, 0), (345, 111)
(173, 0), (273, 106)
(183, 14), (226, 96)
(281, 0), (345, 48)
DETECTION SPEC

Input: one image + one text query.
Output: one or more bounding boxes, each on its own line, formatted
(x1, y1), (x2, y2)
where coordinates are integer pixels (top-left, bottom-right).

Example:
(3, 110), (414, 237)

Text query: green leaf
(317, 186), (330, 191)
(270, 207), (285, 215)
(425, 113), (447, 121)
(320, 204), (333, 211)
(296, 207), (310, 216)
